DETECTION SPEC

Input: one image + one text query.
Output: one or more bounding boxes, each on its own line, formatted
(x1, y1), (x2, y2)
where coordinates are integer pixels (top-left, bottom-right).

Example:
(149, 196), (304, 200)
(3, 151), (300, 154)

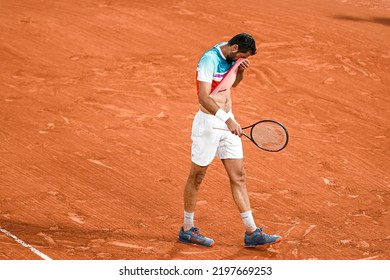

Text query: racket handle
(212, 127), (229, 131)
(212, 127), (249, 138)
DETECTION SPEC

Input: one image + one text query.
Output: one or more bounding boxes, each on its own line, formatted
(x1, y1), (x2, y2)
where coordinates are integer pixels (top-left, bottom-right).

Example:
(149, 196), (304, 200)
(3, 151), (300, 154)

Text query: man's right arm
(197, 81), (219, 115)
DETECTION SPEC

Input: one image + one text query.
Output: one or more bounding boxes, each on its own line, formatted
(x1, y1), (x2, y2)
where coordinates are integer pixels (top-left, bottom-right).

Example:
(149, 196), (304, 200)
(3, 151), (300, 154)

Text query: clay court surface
(0, 0), (389, 260)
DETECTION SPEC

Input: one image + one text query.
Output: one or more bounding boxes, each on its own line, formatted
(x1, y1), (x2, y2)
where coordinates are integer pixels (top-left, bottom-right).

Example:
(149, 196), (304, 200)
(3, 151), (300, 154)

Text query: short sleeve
(197, 54), (216, 83)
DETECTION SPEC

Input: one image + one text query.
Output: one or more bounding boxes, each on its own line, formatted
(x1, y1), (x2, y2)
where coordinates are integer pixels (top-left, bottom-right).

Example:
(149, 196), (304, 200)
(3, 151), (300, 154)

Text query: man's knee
(230, 168), (246, 186)
(194, 172), (205, 187)
(188, 165), (207, 189)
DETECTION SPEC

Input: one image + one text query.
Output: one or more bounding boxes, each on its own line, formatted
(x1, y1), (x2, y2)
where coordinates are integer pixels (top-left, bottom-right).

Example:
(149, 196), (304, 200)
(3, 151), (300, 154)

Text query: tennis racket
(214, 120), (289, 152)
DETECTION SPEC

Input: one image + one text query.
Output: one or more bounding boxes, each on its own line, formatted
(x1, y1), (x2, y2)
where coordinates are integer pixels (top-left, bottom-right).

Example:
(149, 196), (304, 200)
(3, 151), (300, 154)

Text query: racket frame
(242, 120), (289, 152)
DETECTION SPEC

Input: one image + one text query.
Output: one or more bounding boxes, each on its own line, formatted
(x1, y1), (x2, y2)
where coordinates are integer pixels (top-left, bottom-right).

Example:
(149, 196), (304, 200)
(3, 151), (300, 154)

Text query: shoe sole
(244, 237), (282, 248)
(178, 237), (214, 247)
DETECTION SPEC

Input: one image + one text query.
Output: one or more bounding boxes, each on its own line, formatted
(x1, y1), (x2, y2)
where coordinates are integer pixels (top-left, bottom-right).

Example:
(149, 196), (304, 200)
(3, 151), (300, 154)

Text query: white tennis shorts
(191, 110), (243, 166)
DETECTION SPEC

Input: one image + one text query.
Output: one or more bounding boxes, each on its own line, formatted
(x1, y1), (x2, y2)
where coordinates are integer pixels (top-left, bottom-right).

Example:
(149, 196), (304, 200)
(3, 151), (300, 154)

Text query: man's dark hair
(228, 33), (257, 55)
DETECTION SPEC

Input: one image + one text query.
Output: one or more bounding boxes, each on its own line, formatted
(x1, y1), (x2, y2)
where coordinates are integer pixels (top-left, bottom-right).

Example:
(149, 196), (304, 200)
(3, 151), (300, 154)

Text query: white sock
(240, 210), (257, 233)
(183, 211), (194, 230)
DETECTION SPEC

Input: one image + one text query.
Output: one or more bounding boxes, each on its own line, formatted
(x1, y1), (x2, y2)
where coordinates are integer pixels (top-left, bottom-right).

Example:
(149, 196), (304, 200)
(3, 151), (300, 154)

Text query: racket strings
(251, 122), (287, 151)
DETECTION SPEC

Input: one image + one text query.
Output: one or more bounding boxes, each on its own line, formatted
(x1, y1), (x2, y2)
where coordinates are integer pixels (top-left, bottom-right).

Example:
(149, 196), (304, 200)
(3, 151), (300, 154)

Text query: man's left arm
(232, 59), (250, 88)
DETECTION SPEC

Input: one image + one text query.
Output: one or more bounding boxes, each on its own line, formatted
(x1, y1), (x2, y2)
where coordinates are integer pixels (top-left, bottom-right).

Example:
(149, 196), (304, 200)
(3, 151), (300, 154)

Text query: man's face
(226, 45), (252, 64)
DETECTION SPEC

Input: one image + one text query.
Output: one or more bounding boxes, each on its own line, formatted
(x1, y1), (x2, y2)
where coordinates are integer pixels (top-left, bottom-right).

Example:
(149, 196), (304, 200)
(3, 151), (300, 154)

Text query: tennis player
(178, 33), (282, 247)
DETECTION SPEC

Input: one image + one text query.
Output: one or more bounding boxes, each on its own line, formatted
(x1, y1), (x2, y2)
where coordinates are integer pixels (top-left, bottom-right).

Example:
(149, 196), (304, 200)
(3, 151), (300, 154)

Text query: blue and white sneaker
(244, 227), (282, 247)
(178, 227), (214, 247)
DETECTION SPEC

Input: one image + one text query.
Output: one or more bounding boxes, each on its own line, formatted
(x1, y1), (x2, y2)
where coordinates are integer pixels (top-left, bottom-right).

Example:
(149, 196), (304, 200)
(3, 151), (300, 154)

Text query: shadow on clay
(330, 15), (390, 27)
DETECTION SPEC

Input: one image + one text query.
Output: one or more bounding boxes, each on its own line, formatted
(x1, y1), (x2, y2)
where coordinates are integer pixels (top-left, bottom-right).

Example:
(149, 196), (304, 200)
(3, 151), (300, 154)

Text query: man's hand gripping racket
(215, 120), (289, 152)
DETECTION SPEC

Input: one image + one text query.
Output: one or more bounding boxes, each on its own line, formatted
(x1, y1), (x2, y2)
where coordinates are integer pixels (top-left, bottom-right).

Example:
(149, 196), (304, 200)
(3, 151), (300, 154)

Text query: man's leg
(222, 158), (282, 246)
(178, 162), (214, 247)
(183, 162), (208, 230)
(221, 159), (250, 212)
(221, 158), (256, 233)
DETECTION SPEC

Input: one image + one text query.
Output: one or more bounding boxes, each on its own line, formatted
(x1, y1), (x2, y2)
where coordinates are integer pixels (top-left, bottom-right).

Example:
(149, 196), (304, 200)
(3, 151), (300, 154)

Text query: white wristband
(215, 109), (230, 123)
